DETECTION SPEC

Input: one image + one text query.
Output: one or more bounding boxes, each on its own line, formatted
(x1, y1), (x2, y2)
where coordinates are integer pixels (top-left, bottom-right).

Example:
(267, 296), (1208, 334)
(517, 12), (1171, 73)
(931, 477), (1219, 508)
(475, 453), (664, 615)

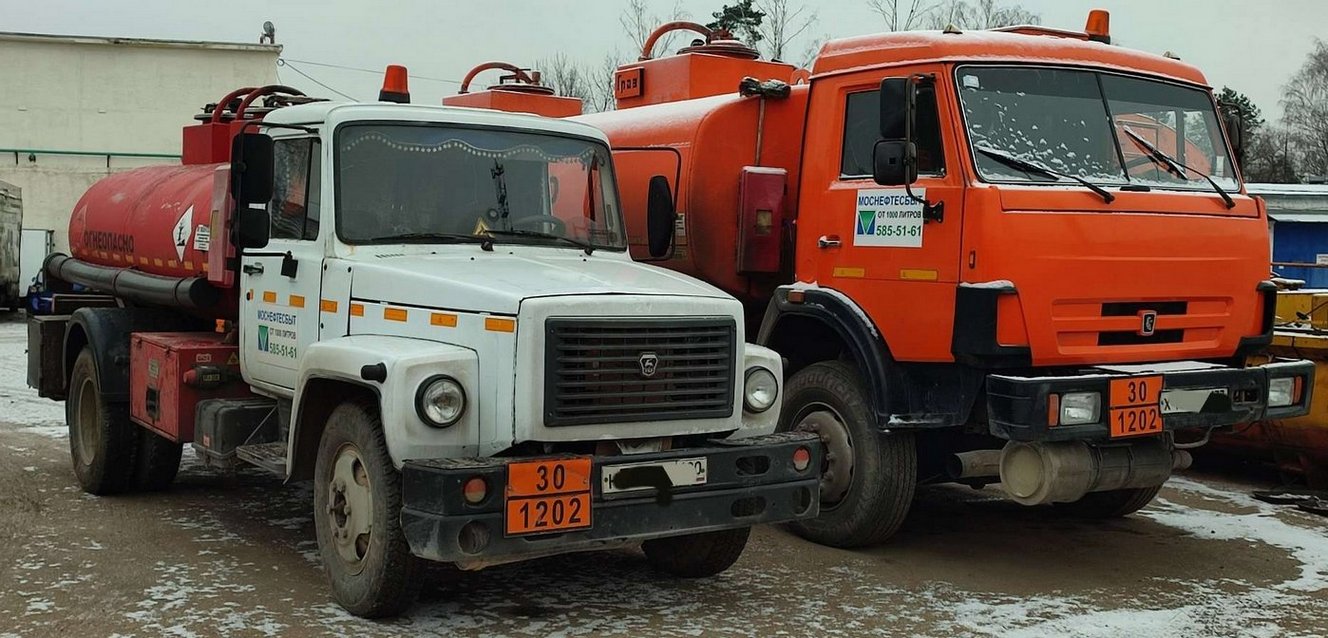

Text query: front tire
(643, 527), (751, 578)
(67, 348), (139, 495)
(1055, 485), (1163, 518)
(779, 361), (917, 548)
(313, 400), (423, 618)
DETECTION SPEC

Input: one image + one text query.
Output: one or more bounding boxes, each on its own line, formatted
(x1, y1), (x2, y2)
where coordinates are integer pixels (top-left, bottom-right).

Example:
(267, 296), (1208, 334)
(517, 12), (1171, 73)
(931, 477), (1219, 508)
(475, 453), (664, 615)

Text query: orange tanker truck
(548, 13), (1316, 547)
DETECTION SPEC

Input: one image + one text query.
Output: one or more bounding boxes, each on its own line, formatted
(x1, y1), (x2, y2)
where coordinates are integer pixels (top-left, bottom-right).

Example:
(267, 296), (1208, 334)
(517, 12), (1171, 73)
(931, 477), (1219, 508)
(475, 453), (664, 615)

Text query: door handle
(817, 235), (842, 249)
(242, 263), (264, 275)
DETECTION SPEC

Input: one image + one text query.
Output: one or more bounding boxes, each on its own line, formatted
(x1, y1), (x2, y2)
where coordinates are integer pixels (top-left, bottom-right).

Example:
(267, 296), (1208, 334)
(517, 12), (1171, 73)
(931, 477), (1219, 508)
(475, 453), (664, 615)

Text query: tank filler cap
(457, 62), (556, 96)
(639, 21), (759, 61)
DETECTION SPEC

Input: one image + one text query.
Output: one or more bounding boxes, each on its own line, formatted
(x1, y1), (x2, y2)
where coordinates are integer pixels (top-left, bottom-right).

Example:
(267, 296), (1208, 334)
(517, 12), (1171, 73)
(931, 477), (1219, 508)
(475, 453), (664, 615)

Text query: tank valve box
(129, 332), (251, 443)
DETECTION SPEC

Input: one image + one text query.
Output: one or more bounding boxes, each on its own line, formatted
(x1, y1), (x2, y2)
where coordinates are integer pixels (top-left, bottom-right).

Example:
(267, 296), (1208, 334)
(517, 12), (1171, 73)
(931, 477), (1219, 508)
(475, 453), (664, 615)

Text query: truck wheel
(66, 348), (139, 495)
(643, 527), (751, 578)
(313, 400), (423, 618)
(133, 429), (182, 491)
(779, 361), (917, 548)
(1055, 485), (1163, 518)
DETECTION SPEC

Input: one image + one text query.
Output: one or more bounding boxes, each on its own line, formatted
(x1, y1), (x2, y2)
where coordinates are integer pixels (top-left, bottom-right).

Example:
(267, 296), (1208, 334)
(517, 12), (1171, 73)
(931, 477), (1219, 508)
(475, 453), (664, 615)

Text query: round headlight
(416, 376), (466, 428)
(744, 367), (779, 413)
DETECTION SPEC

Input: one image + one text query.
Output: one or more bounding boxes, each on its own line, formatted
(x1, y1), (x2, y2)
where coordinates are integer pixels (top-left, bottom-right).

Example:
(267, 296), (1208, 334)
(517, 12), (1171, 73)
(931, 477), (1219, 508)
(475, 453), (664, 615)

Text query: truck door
(806, 68), (966, 361)
(239, 136), (324, 391)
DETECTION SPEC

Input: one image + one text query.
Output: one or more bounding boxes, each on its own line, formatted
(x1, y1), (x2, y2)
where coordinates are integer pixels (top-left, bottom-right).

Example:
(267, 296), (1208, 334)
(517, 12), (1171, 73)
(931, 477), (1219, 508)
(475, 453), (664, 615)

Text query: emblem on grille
(1138, 310), (1158, 337)
(638, 352), (660, 377)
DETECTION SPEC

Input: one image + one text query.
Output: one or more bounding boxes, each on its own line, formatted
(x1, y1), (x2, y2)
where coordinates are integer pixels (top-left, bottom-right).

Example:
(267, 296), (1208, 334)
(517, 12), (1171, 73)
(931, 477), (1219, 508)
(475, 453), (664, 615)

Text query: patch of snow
(959, 279), (1015, 290)
(0, 320), (67, 438)
(1141, 496), (1328, 592)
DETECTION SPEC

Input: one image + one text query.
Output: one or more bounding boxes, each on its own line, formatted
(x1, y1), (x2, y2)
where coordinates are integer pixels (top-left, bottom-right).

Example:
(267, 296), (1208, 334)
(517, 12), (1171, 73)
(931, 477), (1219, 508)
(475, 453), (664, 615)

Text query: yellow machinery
(1213, 289), (1328, 487)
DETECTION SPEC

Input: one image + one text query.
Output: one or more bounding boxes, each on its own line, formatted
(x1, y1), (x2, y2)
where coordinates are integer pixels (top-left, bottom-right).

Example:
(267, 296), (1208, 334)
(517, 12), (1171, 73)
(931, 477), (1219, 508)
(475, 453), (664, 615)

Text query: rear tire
(313, 400), (423, 618)
(1055, 485), (1163, 518)
(643, 527), (751, 578)
(779, 361), (917, 548)
(67, 348), (139, 495)
(133, 429), (183, 491)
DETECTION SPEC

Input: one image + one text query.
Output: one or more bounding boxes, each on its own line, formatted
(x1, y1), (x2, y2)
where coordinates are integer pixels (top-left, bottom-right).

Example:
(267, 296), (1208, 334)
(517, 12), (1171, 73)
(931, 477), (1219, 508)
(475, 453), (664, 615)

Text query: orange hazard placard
(1108, 376), (1163, 438)
(505, 457), (593, 536)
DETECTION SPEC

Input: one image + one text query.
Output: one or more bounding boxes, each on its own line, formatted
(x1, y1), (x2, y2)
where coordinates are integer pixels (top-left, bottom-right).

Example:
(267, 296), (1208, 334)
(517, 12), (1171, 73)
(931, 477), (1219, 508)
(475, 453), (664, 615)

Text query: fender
(64, 307), (196, 403)
(758, 285), (984, 429)
(757, 285), (900, 427)
(289, 335), (481, 479)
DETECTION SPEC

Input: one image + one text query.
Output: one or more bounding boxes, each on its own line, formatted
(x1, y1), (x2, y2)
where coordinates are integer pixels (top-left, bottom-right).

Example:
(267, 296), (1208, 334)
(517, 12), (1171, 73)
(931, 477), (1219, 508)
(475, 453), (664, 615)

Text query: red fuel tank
(68, 163), (221, 282)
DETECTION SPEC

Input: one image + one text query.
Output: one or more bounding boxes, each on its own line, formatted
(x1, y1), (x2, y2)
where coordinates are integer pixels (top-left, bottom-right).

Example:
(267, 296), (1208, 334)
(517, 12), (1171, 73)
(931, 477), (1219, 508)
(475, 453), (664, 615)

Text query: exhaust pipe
(947, 450), (1002, 480)
(999, 439), (1188, 506)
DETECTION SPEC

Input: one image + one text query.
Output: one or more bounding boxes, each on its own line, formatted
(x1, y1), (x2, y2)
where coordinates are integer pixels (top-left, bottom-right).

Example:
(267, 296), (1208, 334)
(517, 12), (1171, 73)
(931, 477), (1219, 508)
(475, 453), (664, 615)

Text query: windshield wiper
(1121, 127), (1235, 209)
(483, 228), (595, 256)
(975, 146), (1115, 203)
(369, 232), (494, 251)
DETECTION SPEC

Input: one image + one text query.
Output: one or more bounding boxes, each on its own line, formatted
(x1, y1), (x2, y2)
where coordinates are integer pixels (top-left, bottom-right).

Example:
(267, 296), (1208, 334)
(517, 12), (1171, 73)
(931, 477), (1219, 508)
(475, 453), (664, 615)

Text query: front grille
(544, 318), (737, 426)
(1098, 329), (1184, 346)
(1102, 301), (1188, 317)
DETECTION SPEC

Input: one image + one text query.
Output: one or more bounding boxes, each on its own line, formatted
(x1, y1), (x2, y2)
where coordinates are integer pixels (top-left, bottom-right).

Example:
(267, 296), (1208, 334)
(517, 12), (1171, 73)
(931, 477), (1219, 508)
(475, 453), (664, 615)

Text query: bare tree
(866, 0), (930, 31)
(755, 0), (817, 61)
(621, 0), (689, 59)
(534, 53), (591, 114)
(1282, 40), (1328, 178)
(924, 0), (1039, 29)
(1244, 125), (1301, 183)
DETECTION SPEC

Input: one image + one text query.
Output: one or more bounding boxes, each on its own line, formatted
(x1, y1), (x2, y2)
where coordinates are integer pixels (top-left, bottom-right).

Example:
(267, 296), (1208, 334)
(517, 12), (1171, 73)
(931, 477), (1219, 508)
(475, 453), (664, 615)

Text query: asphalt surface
(3, 315), (1328, 637)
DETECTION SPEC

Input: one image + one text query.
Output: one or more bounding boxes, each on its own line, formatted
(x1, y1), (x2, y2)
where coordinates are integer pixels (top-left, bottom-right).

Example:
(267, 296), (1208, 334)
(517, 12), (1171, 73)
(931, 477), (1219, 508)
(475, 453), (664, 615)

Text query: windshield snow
(956, 66), (1239, 192)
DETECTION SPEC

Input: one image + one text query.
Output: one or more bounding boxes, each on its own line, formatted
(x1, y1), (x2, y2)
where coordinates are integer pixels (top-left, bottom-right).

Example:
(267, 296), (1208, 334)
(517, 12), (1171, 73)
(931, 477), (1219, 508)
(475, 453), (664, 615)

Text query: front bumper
(399, 432), (821, 564)
(987, 359), (1315, 442)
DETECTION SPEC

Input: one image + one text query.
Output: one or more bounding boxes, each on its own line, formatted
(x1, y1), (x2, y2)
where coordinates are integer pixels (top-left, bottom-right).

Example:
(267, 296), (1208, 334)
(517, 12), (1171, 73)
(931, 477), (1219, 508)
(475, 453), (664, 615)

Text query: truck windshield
(335, 124), (625, 249)
(956, 66), (1239, 193)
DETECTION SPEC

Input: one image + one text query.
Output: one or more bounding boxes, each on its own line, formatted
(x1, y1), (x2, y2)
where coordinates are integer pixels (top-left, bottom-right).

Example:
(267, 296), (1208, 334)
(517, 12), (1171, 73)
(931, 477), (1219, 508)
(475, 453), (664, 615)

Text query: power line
(281, 57), (462, 85)
(277, 59), (359, 101)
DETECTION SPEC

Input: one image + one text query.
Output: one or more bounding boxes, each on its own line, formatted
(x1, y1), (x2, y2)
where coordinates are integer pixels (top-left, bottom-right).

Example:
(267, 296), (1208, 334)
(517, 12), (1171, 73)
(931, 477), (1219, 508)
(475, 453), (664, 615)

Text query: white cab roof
(263, 101), (609, 143)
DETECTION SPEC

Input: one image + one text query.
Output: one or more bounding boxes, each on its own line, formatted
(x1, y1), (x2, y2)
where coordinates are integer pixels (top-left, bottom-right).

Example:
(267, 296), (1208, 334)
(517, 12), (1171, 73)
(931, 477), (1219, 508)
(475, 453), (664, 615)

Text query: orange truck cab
(567, 12), (1316, 549)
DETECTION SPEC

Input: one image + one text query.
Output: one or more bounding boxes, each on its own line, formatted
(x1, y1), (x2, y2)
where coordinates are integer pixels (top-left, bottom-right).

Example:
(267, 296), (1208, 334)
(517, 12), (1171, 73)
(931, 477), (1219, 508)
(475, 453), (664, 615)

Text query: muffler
(948, 449), (1002, 480)
(998, 439), (1191, 506)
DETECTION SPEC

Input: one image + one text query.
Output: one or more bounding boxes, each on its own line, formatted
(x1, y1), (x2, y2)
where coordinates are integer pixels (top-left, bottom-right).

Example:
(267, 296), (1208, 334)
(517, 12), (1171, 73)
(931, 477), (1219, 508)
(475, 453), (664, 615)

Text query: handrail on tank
(234, 85), (307, 122)
(208, 87), (259, 124)
(639, 21), (716, 60)
(458, 62), (541, 94)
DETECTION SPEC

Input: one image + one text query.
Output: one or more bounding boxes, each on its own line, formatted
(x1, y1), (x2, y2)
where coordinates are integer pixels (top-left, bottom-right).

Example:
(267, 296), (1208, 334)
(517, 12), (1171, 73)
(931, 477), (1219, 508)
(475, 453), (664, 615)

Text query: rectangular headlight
(1269, 377), (1296, 407)
(1060, 391), (1101, 425)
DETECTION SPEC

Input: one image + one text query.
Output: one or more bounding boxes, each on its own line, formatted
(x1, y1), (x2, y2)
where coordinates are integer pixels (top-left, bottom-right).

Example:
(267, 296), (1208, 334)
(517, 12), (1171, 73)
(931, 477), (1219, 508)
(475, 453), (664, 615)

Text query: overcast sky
(2, 0), (1323, 120)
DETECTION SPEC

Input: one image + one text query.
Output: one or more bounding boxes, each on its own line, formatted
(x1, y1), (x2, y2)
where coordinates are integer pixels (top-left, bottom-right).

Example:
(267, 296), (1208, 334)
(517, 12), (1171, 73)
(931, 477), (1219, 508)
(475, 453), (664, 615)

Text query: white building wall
(0, 33), (279, 255)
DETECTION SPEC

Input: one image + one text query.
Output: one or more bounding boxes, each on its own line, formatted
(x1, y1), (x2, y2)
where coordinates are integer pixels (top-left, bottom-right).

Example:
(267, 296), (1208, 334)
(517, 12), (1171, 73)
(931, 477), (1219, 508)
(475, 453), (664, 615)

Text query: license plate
(1108, 375), (1163, 439)
(1160, 387), (1228, 414)
(1110, 405), (1163, 438)
(504, 457), (592, 536)
(601, 457), (707, 495)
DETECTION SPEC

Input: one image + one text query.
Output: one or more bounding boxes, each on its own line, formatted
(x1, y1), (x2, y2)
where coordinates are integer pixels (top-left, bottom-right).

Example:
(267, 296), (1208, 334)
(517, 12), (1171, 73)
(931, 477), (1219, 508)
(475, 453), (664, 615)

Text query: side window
(270, 138), (321, 241)
(840, 85), (945, 178)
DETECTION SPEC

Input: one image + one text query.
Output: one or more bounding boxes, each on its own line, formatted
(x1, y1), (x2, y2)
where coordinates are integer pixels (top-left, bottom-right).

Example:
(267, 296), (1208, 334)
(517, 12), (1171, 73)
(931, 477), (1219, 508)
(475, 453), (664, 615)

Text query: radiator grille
(544, 318), (736, 426)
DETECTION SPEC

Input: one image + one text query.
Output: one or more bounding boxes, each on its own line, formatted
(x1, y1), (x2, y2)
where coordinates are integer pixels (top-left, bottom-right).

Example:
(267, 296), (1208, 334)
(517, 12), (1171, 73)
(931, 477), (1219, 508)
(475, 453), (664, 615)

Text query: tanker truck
(561, 13), (1317, 548)
(24, 69), (821, 617)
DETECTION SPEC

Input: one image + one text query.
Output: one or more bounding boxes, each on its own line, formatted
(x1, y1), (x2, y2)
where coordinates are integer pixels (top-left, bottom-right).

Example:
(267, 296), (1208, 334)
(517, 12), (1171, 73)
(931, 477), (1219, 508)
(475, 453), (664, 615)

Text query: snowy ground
(2, 314), (1328, 637)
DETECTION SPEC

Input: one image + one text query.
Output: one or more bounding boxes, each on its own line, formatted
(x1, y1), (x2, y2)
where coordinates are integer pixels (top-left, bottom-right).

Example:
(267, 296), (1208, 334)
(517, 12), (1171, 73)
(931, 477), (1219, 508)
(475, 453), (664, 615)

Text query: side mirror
(876, 77), (919, 186)
(646, 175), (676, 258)
(230, 132), (274, 206)
(879, 77), (910, 140)
(1221, 106), (1246, 165)
(234, 207), (270, 250)
(872, 140), (916, 186)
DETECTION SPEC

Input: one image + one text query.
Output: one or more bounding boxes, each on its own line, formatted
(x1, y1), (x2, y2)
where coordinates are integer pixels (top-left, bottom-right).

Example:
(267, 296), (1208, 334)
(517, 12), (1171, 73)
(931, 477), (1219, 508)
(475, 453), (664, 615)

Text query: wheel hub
(327, 444), (373, 570)
(797, 409), (854, 505)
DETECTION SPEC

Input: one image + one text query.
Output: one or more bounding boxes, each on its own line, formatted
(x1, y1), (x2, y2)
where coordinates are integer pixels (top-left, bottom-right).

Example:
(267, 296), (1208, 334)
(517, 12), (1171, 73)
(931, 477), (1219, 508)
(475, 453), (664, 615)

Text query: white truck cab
(228, 100), (821, 615)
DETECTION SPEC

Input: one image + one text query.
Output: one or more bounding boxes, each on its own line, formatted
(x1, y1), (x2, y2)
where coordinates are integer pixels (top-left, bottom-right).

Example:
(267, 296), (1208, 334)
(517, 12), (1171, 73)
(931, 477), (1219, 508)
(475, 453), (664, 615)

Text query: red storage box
(129, 332), (249, 443)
